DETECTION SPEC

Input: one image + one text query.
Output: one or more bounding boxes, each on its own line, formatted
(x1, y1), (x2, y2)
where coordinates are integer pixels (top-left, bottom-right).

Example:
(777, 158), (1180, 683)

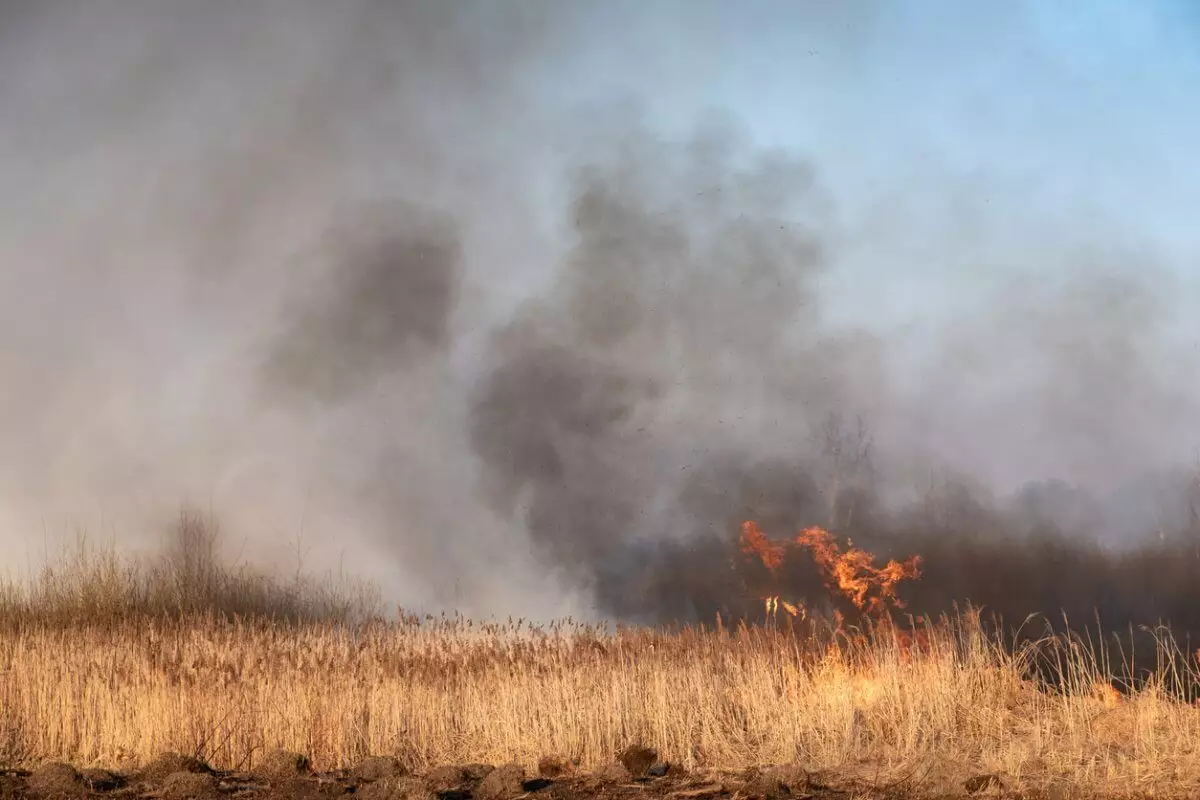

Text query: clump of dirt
(742, 765), (810, 799)
(463, 763), (496, 781)
(254, 748), (311, 782)
(7, 757), (874, 800)
(593, 761), (632, 783)
(425, 764), (470, 791)
(353, 755), (407, 783)
(27, 762), (82, 797)
(359, 775), (436, 800)
(0, 773), (23, 799)
(162, 770), (219, 799)
(539, 755), (576, 778)
(618, 746), (657, 778)
(79, 767), (123, 792)
(138, 752), (211, 784)
(477, 763), (526, 799)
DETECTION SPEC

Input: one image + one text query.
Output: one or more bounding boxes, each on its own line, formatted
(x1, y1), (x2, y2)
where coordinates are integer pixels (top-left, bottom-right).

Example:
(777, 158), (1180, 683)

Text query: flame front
(739, 520), (922, 622)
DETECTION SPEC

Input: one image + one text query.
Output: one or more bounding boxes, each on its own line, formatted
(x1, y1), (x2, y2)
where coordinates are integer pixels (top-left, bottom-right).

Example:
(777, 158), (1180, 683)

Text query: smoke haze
(3, 1), (1200, 627)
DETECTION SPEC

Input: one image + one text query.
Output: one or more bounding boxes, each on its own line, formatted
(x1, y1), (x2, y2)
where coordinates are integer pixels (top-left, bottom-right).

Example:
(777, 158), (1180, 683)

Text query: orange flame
(739, 521), (922, 620)
(740, 521), (786, 575)
(794, 526), (923, 615)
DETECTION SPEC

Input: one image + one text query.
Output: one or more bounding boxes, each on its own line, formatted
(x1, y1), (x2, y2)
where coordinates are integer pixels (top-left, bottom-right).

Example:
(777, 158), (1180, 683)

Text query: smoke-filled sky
(2, 0), (1200, 620)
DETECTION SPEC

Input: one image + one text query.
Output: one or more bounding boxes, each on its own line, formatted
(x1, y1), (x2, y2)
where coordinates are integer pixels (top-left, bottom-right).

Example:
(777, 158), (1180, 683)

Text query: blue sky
(517, 0), (1200, 332)
(456, 0), (1200, 499)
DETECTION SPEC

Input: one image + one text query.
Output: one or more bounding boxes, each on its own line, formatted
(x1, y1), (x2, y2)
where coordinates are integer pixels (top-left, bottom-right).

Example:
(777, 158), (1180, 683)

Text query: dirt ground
(0, 749), (1119, 800)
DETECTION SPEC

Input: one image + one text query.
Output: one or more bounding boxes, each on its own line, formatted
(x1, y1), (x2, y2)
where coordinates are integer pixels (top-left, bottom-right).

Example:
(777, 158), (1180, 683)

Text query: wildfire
(740, 521), (786, 575)
(740, 520), (923, 621)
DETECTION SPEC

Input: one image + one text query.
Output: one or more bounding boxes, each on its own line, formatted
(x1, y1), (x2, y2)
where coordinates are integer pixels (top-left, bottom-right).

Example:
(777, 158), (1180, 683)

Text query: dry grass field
(3, 514), (1200, 798)
(6, 611), (1200, 798)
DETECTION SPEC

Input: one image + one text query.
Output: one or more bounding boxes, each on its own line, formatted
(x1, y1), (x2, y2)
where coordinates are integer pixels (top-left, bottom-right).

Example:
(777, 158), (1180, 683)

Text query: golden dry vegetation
(5, 608), (1200, 794)
(3, 514), (1200, 797)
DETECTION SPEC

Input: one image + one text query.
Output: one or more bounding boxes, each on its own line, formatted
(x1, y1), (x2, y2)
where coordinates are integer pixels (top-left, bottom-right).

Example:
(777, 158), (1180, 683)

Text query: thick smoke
(0, 0), (581, 616)
(467, 134), (867, 610)
(466, 129), (1200, 632)
(3, 2), (1200, 632)
(259, 204), (461, 406)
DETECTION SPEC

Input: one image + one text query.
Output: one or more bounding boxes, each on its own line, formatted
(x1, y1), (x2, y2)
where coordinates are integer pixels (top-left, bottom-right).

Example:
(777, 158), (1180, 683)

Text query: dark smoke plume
(466, 126), (1200, 634)
(5, 1), (1200, 635)
(468, 131), (860, 612)
(260, 204), (461, 406)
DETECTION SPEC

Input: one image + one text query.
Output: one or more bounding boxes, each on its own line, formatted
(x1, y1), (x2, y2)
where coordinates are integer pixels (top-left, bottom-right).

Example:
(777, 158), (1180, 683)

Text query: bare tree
(811, 411), (875, 530)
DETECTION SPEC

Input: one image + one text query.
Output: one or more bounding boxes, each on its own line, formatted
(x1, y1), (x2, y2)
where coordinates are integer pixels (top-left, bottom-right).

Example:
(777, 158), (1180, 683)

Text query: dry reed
(4, 517), (1200, 796)
(2, 609), (1200, 795)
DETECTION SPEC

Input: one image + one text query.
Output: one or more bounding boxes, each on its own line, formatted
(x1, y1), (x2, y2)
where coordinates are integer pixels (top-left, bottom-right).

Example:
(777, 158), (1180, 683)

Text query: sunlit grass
(2, 514), (1199, 795)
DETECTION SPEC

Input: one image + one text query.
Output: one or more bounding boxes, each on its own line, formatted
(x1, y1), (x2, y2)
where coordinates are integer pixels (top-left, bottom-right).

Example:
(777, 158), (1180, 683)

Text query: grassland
(3, 514), (1200, 797)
